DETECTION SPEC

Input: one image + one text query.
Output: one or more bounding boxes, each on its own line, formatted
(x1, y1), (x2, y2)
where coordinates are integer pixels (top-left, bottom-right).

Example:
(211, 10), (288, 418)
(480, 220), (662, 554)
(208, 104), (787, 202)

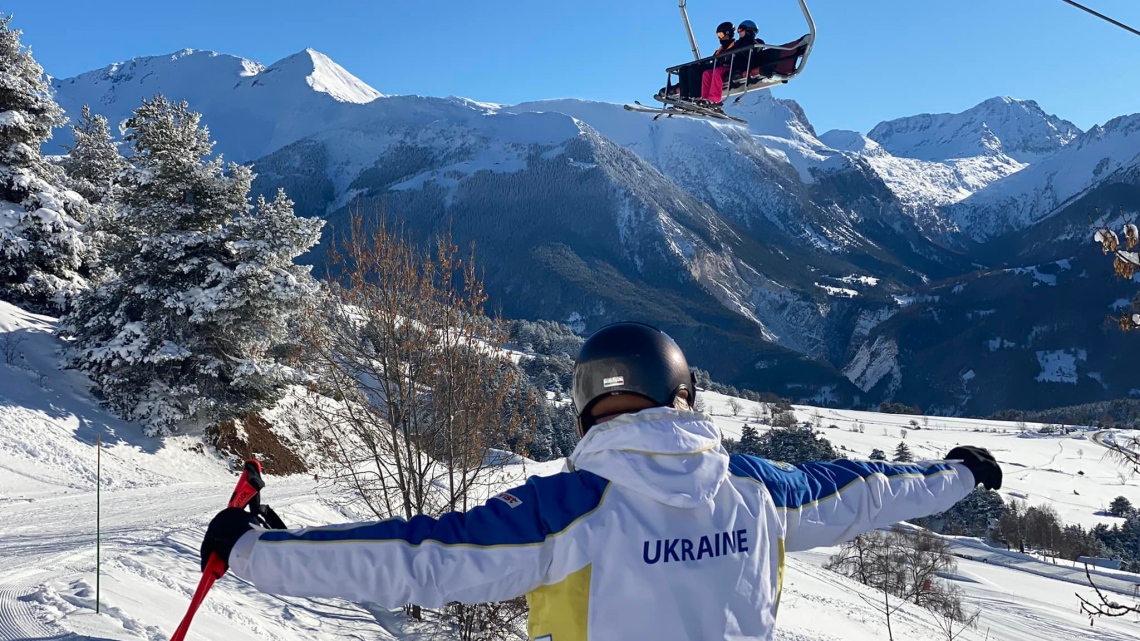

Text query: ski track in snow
(0, 571), (61, 640)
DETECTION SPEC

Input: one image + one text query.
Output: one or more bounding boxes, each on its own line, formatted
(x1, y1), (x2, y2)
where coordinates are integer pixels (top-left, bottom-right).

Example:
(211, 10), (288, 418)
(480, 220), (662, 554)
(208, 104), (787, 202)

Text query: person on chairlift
(662, 21), (734, 103)
(697, 21), (738, 106)
(701, 19), (763, 108)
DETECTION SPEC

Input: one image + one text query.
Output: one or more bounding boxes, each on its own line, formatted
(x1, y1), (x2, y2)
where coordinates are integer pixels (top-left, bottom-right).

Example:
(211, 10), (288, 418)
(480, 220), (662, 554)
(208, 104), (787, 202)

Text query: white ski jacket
(229, 408), (976, 641)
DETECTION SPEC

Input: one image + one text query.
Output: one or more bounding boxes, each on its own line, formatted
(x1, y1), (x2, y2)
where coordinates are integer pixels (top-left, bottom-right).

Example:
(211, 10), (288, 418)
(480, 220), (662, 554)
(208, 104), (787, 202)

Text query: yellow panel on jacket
(526, 564), (592, 641)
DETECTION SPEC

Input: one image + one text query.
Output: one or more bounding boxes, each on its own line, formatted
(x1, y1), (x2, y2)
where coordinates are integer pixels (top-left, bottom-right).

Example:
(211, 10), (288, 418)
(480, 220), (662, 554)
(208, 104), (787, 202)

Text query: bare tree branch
(1077, 563), (1140, 619)
(935, 607), (980, 641)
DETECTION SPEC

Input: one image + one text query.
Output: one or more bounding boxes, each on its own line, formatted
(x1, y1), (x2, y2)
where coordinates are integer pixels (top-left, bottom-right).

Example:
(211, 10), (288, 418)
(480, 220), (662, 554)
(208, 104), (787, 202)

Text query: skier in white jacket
(201, 321), (1002, 641)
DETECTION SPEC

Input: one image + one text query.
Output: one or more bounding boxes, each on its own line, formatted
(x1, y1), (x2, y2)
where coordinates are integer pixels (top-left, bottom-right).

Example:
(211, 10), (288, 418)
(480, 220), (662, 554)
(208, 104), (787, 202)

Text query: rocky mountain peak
(867, 96), (1081, 163)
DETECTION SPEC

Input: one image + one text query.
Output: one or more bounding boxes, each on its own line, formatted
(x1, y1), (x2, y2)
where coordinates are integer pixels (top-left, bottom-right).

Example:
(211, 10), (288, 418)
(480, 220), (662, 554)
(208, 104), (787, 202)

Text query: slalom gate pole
(169, 459), (265, 641)
(96, 432), (100, 615)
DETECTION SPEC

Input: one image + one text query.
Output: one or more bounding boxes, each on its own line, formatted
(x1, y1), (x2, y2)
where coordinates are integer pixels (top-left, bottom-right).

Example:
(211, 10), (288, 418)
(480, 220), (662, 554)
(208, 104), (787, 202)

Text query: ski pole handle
(228, 460), (265, 510)
(170, 459), (264, 641)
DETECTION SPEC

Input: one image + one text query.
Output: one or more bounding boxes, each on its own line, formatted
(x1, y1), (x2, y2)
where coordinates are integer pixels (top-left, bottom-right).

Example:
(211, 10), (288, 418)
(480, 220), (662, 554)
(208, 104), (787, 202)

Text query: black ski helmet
(572, 322), (695, 433)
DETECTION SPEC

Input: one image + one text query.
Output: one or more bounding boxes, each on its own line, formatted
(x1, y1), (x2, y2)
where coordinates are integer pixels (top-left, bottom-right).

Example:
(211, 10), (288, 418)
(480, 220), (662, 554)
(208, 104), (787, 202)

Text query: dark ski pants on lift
(676, 62), (708, 100)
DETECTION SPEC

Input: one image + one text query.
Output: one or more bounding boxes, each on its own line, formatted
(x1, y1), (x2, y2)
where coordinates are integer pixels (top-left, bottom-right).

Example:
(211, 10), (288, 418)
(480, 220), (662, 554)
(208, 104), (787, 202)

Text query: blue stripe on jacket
(259, 469), (610, 547)
(729, 454), (956, 509)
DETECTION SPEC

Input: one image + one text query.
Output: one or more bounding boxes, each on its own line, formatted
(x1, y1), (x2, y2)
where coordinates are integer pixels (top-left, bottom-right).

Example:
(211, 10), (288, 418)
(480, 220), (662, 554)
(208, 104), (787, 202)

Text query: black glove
(946, 446), (1002, 490)
(254, 503), (288, 530)
(200, 505), (287, 571)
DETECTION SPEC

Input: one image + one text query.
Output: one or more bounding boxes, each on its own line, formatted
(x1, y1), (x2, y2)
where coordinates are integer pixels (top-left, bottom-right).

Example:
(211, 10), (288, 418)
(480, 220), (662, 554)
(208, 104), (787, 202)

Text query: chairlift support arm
(680, 1), (702, 60)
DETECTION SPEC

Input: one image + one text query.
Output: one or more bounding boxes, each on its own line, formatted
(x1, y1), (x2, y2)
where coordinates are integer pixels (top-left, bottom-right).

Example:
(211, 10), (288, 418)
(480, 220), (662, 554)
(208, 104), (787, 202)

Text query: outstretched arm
(730, 456), (976, 552)
(228, 471), (607, 607)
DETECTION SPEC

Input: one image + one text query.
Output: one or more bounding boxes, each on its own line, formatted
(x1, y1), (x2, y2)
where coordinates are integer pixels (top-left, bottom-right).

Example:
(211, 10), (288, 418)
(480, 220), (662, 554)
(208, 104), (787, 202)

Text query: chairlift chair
(625, 0), (816, 124)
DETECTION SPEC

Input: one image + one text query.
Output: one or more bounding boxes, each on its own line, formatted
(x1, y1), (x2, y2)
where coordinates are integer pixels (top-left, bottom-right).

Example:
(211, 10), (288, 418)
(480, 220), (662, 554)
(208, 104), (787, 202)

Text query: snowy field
(703, 391), (1137, 530)
(2, 301), (1139, 640)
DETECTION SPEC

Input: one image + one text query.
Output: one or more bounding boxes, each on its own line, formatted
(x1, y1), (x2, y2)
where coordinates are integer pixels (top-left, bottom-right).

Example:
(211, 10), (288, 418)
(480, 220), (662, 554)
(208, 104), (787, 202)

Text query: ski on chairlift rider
(199, 321), (1003, 641)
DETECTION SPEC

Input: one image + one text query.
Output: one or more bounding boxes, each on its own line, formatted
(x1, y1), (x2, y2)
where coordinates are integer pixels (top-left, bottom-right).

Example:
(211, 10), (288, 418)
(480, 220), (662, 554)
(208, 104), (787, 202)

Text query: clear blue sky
(7, 0), (1140, 133)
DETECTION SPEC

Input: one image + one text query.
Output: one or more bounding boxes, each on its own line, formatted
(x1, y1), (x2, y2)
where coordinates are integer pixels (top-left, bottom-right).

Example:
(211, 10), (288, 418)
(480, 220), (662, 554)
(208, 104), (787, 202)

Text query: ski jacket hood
(567, 407), (727, 508)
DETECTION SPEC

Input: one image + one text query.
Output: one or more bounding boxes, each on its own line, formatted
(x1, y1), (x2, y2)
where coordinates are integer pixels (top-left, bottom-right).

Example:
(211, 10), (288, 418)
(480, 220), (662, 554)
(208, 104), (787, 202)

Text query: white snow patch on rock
(815, 283), (859, 298)
(837, 275), (880, 287)
(1035, 349), (1087, 384)
(987, 338), (1016, 352)
(852, 307), (896, 338)
(844, 336), (900, 393)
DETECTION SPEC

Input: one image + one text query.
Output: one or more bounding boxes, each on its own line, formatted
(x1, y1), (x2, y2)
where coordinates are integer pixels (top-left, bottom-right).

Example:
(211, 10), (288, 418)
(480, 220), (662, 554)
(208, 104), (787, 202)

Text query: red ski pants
(701, 67), (729, 103)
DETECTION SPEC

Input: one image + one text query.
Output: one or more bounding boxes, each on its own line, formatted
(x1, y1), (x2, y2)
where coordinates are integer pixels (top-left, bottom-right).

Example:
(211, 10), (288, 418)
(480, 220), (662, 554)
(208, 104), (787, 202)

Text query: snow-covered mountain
(868, 96), (1081, 164)
(820, 128), (1028, 211)
(51, 49), (382, 162)
(49, 50), (941, 383)
(45, 48), (1140, 412)
(950, 113), (1140, 241)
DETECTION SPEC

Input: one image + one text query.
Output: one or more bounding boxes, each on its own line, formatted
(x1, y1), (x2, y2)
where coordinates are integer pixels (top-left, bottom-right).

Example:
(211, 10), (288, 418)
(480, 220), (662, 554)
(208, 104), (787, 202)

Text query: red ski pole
(170, 459), (265, 641)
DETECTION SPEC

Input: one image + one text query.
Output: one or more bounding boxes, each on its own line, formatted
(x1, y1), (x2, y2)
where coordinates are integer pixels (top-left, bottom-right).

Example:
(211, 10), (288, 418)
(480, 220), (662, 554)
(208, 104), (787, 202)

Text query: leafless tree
(300, 214), (533, 518)
(825, 532), (887, 587)
(728, 397), (742, 417)
(855, 589), (909, 641)
(0, 332), (25, 365)
(935, 608), (981, 641)
(446, 596), (529, 641)
(295, 214), (534, 628)
(826, 526), (968, 629)
(886, 529), (964, 618)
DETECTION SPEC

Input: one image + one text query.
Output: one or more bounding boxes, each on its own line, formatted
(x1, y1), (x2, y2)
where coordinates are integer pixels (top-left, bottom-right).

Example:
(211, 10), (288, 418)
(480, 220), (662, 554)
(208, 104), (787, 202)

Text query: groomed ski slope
(1, 300), (1137, 640)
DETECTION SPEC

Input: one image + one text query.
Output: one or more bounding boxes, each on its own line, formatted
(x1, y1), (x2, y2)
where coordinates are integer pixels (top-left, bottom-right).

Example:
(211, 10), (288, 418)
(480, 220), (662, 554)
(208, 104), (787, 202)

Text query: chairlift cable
(1057, 0), (1140, 38)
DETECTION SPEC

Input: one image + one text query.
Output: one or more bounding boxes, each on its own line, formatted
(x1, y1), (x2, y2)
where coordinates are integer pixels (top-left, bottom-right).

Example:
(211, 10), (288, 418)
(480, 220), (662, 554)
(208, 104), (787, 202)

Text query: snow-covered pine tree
(62, 104), (128, 205)
(0, 14), (88, 311)
(752, 425), (838, 465)
(738, 423), (762, 455)
(63, 95), (323, 435)
(893, 441), (913, 462)
(60, 104), (132, 281)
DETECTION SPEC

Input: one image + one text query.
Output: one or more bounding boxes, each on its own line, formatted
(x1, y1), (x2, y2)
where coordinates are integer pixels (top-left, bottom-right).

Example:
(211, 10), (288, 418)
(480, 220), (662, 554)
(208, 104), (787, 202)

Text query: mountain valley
(46, 48), (1140, 414)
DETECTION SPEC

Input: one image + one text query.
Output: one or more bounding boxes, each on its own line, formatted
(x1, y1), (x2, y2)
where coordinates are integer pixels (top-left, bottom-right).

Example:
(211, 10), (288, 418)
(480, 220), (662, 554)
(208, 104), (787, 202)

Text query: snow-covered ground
(2, 300), (1138, 640)
(703, 391), (1134, 530)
